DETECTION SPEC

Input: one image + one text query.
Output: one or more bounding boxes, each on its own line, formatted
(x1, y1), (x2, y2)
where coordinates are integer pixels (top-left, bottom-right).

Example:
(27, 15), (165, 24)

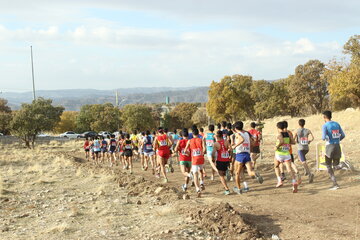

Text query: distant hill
(3, 87), (209, 111)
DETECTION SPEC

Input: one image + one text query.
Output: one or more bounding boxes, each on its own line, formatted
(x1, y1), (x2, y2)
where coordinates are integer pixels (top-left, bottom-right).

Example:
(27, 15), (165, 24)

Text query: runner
(204, 124), (216, 180)
(93, 137), (101, 165)
(164, 128), (174, 173)
(123, 134), (134, 174)
(221, 121), (228, 140)
(274, 121), (299, 193)
(175, 130), (192, 192)
(131, 130), (139, 161)
(100, 136), (108, 164)
(199, 128), (205, 138)
(210, 130), (231, 195)
(322, 111), (346, 190)
(249, 122), (261, 168)
(232, 121), (263, 194)
(143, 130), (156, 174)
(153, 127), (172, 183)
(83, 137), (90, 160)
(184, 128), (206, 197)
(171, 129), (180, 163)
(139, 132), (146, 170)
(108, 134), (117, 166)
(294, 119), (315, 183)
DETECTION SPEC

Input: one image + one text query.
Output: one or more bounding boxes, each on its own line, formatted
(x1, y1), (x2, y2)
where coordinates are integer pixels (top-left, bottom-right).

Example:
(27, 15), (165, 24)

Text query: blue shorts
(298, 150), (309, 162)
(235, 152), (251, 164)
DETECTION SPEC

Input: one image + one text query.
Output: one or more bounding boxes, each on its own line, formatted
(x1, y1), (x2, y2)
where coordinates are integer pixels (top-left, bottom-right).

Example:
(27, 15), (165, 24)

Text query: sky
(0, 0), (359, 92)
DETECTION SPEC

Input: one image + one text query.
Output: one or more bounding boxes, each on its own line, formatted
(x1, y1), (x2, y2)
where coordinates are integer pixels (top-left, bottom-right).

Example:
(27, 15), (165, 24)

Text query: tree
(0, 98), (12, 135)
(343, 34), (360, 64)
(191, 108), (208, 127)
(121, 104), (156, 131)
(207, 74), (253, 122)
(76, 104), (93, 133)
(170, 103), (198, 129)
(250, 80), (274, 120)
(54, 111), (78, 133)
(10, 98), (64, 148)
(287, 60), (328, 115)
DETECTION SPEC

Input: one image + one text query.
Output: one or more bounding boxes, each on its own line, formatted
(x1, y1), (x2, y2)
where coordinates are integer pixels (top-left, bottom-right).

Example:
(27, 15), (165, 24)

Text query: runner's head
(234, 121), (243, 131)
(322, 110), (332, 121)
(125, 133), (130, 139)
(173, 129), (177, 134)
(208, 124), (215, 132)
(133, 130), (138, 135)
(101, 136), (105, 140)
(226, 122), (232, 130)
(141, 131), (145, 136)
(182, 130), (189, 139)
(217, 123), (221, 130)
(282, 121), (288, 130)
(250, 122), (256, 129)
(192, 128), (199, 137)
(182, 128), (188, 134)
(277, 121), (284, 132)
(164, 128), (169, 133)
(216, 130), (223, 140)
(191, 124), (198, 131)
(111, 134), (115, 138)
(221, 121), (227, 129)
(145, 130), (150, 136)
(158, 127), (164, 134)
(299, 119), (306, 127)
(200, 127), (204, 134)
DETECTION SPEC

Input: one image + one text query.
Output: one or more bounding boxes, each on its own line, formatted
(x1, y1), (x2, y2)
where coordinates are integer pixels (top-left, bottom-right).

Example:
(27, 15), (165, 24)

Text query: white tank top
(235, 131), (251, 154)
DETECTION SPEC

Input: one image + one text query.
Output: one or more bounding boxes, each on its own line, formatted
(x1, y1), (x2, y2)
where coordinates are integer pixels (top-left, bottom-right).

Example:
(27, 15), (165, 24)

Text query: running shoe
(230, 176), (234, 182)
(276, 181), (283, 188)
(308, 173), (314, 184)
(233, 187), (242, 195)
(344, 160), (355, 171)
(255, 172), (264, 184)
(292, 183), (298, 193)
(181, 184), (187, 192)
(155, 173), (160, 178)
(329, 184), (340, 190)
(200, 184), (205, 191)
(224, 190), (230, 195)
(163, 178), (168, 183)
(197, 190), (201, 198)
(242, 187), (250, 193)
(191, 181), (195, 187)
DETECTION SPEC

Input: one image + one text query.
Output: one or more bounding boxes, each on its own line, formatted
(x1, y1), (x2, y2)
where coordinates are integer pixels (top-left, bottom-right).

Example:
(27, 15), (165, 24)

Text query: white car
(37, 133), (50, 137)
(98, 131), (111, 138)
(59, 131), (79, 138)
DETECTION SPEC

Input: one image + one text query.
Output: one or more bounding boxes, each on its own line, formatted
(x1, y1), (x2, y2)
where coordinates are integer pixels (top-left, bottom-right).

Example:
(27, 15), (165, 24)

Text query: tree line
(207, 35), (360, 121)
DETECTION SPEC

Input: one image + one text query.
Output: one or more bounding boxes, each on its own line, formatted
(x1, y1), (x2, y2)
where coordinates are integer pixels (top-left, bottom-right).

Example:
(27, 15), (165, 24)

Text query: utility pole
(115, 90), (119, 106)
(30, 46), (36, 101)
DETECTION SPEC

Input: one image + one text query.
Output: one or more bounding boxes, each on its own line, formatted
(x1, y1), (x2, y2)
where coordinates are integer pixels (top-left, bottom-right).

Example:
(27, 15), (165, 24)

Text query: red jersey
(248, 129), (261, 147)
(216, 140), (230, 162)
(189, 137), (204, 165)
(83, 140), (90, 149)
(178, 139), (191, 162)
(156, 134), (170, 151)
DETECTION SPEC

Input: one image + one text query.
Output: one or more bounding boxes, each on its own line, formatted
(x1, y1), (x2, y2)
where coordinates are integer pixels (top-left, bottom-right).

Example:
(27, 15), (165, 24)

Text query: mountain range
(2, 87), (209, 111)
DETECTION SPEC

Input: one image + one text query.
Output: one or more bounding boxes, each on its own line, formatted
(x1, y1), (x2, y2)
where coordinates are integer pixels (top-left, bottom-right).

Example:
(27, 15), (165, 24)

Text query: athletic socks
(243, 182), (248, 189)
(277, 176), (282, 182)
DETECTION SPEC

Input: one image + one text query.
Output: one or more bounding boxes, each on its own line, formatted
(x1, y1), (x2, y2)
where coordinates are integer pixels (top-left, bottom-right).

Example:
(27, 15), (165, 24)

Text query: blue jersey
(205, 133), (215, 153)
(322, 121), (345, 144)
(172, 134), (180, 144)
(143, 136), (153, 153)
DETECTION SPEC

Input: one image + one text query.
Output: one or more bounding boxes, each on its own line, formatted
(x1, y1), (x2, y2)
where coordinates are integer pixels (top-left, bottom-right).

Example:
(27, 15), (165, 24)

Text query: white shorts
(275, 154), (291, 162)
(144, 151), (155, 157)
(191, 164), (204, 173)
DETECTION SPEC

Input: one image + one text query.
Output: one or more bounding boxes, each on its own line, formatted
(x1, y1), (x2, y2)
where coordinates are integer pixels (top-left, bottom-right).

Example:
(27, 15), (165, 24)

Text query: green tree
(207, 74), (253, 122)
(54, 111), (78, 133)
(121, 104), (156, 131)
(191, 108), (208, 127)
(76, 104), (93, 133)
(170, 103), (198, 129)
(0, 98), (12, 135)
(90, 103), (122, 132)
(10, 98), (64, 148)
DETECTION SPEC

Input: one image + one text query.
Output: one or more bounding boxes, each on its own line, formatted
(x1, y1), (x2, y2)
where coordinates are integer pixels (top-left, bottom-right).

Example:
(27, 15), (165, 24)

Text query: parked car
(37, 133), (50, 137)
(77, 131), (98, 139)
(59, 131), (79, 138)
(98, 131), (112, 138)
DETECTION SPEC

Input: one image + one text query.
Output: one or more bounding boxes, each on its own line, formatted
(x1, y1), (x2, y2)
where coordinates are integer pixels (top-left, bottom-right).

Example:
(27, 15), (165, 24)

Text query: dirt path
(72, 150), (360, 240)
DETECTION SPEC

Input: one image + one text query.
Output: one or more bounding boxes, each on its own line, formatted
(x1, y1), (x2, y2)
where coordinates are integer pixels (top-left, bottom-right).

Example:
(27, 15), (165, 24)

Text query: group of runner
(82, 110), (347, 196)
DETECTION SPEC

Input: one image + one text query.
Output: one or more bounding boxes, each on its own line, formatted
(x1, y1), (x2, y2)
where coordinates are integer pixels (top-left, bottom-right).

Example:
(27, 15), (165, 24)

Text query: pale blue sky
(0, 0), (359, 92)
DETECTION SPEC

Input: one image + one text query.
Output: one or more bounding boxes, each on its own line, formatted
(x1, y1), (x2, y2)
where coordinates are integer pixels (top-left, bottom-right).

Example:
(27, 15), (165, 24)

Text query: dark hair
(250, 122), (256, 128)
(152, 131), (156, 135)
(216, 130), (223, 138)
(227, 130), (233, 136)
(173, 129), (177, 134)
(133, 130), (138, 134)
(95, 136), (98, 140)
(164, 128), (169, 133)
(217, 123), (221, 129)
(200, 127), (204, 132)
(277, 121), (284, 129)
(158, 127), (164, 134)
(111, 134), (115, 138)
(221, 121), (227, 128)
(191, 125), (197, 131)
(234, 121), (243, 131)
(182, 131), (189, 138)
(208, 124), (215, 131)
(182, 128), (188, 134)
(323, 110), (332, 120)
(282, 121), (288, 129)
(102, 136), (105, 140)
(146, 130), (150, 135)
(226, 122), (232, 129)
(125, 133), (130, 139)
(193, 128), (199, 136)
(141, 131), (145, 136)
(299, 119), (305, 127)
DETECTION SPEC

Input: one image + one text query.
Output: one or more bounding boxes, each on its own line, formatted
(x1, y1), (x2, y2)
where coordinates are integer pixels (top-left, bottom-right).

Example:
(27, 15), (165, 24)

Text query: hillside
(2, 87), (209, 111)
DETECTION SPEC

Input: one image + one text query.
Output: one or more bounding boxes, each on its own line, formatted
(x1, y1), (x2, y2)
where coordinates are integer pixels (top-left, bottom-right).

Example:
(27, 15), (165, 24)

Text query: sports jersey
(217, 139), (230, 162)
(248, 128), (261, 147)
(189, 137), (204, 165)
(322, 121), (345, 144)
(178, 139), (191, 161)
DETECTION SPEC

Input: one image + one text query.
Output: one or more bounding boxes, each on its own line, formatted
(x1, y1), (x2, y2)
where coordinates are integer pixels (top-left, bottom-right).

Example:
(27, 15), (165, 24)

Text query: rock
(182, 194), (190, 200)
(97, 190), (105, 196)
(136, 200), (142, 205)
(154, 187), (164, 195)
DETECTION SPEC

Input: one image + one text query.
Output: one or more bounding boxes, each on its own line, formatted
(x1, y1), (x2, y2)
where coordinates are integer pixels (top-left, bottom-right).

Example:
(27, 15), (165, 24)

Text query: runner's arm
(275, 134), (284, 150)
(294, 132), (299, 143)
(308, 130), (314, 143)
(339, 126), (345, 141)
(209, 144), (219, 173)
(184, 140), (190, 153)
(174, 141), (180, 152)
(321, 124), (327, 141)
(232, 133), (244, 149)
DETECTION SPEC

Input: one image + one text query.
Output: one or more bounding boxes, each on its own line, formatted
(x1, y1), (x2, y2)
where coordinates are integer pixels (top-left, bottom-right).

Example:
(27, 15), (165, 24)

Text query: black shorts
(85, 149), (89, 152)
(124, 150), (133, 157)
(216, 161), (230, 172)
(251, 146), (260, 154)
(290, 154), (294, 163)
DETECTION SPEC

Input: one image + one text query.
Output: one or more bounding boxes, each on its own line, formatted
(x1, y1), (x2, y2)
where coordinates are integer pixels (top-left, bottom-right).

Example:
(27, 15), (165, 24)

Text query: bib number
(206, 140), (214, 147)
(241, 143), (250, 151)
(125, 144), (131, 150)
(192, 149), (201, 157)
(145, 144), (152, 150)
(332, 130), (341, 139)
(300, 137), (308, 145)
(281, 144), (290, 152)
(221, 151), (229, 159)
(159, 140), (167, 146)
(181, 149), (189, 156)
